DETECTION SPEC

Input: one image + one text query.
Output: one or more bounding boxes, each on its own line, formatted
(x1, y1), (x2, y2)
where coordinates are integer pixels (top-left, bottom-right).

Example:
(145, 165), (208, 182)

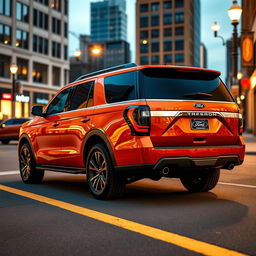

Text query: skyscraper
(91, 0), (127, 42)
(136, 0), (201, 67)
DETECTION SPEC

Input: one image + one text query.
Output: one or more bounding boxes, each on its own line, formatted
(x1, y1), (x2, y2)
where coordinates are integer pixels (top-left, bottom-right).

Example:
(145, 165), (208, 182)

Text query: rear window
(139, 68), (234, 102)
(104, 71), (137, 103)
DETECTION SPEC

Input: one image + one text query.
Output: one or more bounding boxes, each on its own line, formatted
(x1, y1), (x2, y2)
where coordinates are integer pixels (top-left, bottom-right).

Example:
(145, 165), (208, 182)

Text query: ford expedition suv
(18, 63), (245, 199)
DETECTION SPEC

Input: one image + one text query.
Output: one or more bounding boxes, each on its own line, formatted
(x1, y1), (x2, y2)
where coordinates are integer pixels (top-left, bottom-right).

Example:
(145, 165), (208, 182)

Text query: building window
(51, 0), (61, 12)
(151, 29), (159, 38)
(175, 38), (184, 50)
(140, 56), (148, 65)
(0, 0), (11, 16)
(0, 54), (11, 78)
(163, 13), (172, 25)
(164, 54), (173, 63)
(164, 40), (172, 51)
(16, 2), (29, 23)
(33, 62), (48, 84)
(175, 26), (184, 35)
(151, 55), (159, 64)
(175, 53), (184, 62)
(140, 3), (148, 12)
(52, 17), (61, 35)
(151, 2), (159, 11)
(151, 14), (159, 26)
(52, 41), (61, 58)
(140, 15), (148, 28)
(0, 23), (11, 45)
(16, 29), (29, 49)
(64, 22), (68, 38)
(140, 42), (148, 53)
(33, 35), (48, 55)
(164, 1), (172, 9)
(35, 0), (49, 6)
(64, 69), (69, 85)
(52, 66), (60, 86)
(151, 41), (159, 52)
(140, 30), (148, 39)
(175, 0), (184, 8)
(33, 9), (48, 30)
(17, 58), (28, 81)
(64, 0), (68, 15)
(64, 45), (68, 60)
(175, 11), (184, 24)
(164, 27), (172, 37)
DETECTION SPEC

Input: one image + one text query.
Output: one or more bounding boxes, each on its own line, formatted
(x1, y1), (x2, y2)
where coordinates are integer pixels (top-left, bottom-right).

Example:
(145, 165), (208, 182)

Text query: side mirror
(31, 106), (45, 117)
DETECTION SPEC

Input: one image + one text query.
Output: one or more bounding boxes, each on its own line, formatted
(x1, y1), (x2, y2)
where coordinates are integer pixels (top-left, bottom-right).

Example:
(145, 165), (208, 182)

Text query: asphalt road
(0, 142), (256, 256)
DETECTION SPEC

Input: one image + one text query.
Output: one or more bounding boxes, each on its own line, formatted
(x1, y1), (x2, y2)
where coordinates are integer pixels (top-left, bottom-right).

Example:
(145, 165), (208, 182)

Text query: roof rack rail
(75, 63), (137, 82)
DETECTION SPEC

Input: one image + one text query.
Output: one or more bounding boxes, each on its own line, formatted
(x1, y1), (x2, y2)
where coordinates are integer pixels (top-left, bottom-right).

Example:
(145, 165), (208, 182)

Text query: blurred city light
(10, 64), (18, 75)
(91, 46), (102, 56)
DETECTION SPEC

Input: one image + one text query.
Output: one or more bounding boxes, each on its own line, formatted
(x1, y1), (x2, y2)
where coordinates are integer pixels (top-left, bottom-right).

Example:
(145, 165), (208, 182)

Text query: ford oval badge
(194, 103), (205, 109)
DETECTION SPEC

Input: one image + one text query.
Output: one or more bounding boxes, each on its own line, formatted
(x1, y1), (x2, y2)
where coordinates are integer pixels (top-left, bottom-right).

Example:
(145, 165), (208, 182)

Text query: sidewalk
(243, 133), (256, 155)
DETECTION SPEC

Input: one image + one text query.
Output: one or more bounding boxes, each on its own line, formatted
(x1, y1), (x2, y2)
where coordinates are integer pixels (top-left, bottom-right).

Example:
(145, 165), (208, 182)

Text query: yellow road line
(0, 184), (248, 256)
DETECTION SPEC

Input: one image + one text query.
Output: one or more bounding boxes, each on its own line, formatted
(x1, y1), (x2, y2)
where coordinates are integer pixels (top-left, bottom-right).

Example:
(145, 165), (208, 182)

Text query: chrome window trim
(145, 99), (236, 104)
(149, 110), (242, 119)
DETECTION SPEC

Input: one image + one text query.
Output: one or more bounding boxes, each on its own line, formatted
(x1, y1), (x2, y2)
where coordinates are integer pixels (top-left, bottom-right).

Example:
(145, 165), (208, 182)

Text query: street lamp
(211, 22), (225, 45)
(10, 63), (18, 118)
(227, 0), (242, 92)
(74, 49), (82, 61)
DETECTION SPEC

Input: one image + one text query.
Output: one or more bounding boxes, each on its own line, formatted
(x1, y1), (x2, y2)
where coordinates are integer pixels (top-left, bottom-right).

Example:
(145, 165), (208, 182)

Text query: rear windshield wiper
(183, 92), (213, 99)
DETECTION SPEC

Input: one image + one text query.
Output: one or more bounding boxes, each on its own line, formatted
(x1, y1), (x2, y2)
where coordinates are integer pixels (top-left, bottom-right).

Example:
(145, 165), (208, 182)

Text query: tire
(1, 140), (10, 145)
(19, 143), (44, 184)
(86, 143), (125, 200)
(180, 168), (220, 192)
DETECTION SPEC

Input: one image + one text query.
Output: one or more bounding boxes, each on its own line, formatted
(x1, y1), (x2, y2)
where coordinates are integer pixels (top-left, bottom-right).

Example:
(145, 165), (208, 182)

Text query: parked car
(18, 63), (245, 199)
(0, 118), (31, 144)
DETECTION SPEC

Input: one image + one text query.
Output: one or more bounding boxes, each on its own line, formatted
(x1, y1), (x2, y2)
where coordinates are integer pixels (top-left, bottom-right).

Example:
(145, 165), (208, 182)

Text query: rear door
(139, 68), (240, 147)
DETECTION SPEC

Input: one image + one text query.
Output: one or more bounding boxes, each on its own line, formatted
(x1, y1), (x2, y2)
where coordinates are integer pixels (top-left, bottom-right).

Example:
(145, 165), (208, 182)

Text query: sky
(69, 0), (241, 81)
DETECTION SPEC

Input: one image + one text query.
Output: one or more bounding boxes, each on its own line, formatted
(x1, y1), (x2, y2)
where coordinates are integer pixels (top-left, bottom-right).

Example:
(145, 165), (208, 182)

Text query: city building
(199, 43), (207, 68)
(136, 0), (201, 66)
(241, 0), (256, 135)
(0, 0), (69, 120)
(91, 0), (127, 42)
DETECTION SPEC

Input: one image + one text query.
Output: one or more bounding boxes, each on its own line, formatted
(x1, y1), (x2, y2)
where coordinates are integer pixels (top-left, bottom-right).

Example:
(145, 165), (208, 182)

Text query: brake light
(124, 105), (150, 136)
(238, 113), (243, 135)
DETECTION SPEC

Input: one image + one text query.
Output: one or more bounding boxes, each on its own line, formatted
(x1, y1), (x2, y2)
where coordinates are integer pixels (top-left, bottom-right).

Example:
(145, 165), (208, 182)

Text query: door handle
(80, 117), (90, 123)
(53, 122), (60, 127)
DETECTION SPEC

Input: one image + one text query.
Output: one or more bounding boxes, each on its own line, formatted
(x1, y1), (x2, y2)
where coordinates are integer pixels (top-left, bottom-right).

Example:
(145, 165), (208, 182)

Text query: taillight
(238, 113), (243, 135)
(124, 105), (150, 136)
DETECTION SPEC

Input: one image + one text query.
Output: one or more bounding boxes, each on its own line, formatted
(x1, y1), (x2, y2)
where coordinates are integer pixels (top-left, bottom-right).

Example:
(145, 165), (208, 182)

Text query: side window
(3, 119), (14, 126)
(69, 81), (94, 111)
(104, 71), (137, 103)
(46, 88), (71, 115)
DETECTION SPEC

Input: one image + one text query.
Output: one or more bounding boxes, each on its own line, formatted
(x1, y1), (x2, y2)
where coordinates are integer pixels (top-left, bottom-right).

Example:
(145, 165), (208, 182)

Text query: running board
(36, 165), (86, 174)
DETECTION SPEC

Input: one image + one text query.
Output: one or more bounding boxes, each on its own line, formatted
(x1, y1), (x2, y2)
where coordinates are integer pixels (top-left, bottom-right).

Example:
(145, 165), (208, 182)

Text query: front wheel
(86, 144), (125, 200)
(180, 168), (220, 192)
(19, 143), (44, 184)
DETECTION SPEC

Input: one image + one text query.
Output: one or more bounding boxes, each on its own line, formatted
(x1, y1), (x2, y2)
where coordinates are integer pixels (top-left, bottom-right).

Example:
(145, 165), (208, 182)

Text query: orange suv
(18, 64), (245, 199)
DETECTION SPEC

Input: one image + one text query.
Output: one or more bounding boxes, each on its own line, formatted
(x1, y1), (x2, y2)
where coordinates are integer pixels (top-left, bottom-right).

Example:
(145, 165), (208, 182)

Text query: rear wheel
(86, 144), (125, 200)
(180, 168), (220, 192)
(19, 143), (44, 184)
(1, 139), (10, 144)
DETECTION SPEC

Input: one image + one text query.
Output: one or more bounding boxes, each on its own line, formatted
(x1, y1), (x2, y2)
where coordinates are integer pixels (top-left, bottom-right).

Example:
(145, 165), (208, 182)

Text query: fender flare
(82, 129), (117, 166)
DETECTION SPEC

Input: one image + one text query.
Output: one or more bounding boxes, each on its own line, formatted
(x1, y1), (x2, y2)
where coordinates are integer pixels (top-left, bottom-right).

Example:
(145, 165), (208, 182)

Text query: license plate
(191, 119), (209, 130)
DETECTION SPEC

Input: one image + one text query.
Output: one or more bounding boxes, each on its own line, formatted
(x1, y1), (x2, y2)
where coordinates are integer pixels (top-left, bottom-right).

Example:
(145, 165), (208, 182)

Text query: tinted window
(47, 88), (71, 115)
(139, 68), (234, 102)
(69, 81), (94, 111)
(104, 72), (137, 103)
(13, 118), (30, 124)
(3, 119), (14, 126)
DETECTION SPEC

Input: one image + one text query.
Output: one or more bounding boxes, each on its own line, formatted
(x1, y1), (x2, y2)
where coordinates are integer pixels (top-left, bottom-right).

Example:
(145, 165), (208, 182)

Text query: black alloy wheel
(86, 144), (125, 200)
(19, 143), (44, 184)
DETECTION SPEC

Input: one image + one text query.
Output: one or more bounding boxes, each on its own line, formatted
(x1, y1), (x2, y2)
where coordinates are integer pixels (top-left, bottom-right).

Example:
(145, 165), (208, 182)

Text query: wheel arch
(18, 134), (35, 160)
(82, 129), (117, 167)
